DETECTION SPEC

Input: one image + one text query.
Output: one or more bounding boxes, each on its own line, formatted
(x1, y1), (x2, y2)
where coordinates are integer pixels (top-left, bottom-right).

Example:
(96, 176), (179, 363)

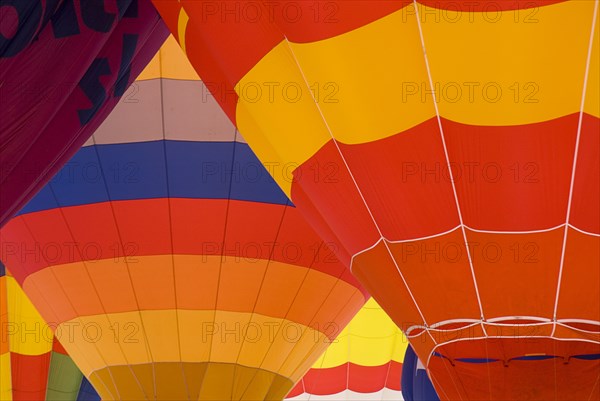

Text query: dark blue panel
(165, 140), (289, 205)
(229, 141), (290, 205)
(414, 369), (439, 401)
(17, 184), (60, 215)
(512, 355), (557, 361)
(0, 260), (5, 276)
(573, 354), (600, 360)
(402, 345), (440, 401)
(456, 358), (500, 363)
(401, 345), (417, 401)
(96, 140), (168, 201)
(18, 145), (109, 215)
(17, 140), (290, 215)
(165, 140), (234, 199)
(76, 376), (101, 401)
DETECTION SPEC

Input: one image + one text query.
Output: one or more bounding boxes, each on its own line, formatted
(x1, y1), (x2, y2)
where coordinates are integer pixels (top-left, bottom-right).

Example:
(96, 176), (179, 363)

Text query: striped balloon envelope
(287, 299), (405, 400)
(0, 262), (99, 401)
(0, 36), (367, 400)
(0, 288), (409, 401)
(2, 295), (405, 401)
(151, 1), (600, 400)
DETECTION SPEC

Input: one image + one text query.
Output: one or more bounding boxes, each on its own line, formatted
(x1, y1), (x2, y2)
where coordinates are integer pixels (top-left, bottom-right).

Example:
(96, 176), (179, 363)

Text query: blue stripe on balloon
(512, 355), (557, 361)
(573, 354), (600, 360)
(76, 376), (100, 401)
(456, 358), (500, 363)
(18, 140), (290, 215)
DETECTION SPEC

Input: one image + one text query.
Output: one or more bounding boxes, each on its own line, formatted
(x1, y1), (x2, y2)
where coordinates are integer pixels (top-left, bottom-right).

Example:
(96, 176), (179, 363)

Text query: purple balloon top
(0, 0), (169, 227)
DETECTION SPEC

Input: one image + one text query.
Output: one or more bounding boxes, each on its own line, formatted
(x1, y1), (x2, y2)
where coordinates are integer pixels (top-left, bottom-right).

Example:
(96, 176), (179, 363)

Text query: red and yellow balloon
(151, 1), (600, 400)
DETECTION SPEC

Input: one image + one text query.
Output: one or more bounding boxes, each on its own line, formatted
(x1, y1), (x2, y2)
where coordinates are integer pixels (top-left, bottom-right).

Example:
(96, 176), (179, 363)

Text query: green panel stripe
(46, 352), (83, 401)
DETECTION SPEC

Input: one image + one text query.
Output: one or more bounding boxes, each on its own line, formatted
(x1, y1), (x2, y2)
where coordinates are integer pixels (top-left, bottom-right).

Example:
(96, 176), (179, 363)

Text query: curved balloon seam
(568, 225), (600, 237)
(555, 321), (600, 335)
(409, 322), (600, 346)
(353, 234), (466, 345)
(350, 224), (599, 253)
(425, 335), (600, 369)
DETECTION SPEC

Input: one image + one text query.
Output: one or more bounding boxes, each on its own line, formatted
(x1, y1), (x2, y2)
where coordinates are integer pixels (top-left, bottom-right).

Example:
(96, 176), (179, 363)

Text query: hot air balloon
(0, 262), (99, 401)
(151, 1), (600, 399)
(0, 0), (169, 227)
(0, 36), (367, 400)
(287, 299), (405, 400)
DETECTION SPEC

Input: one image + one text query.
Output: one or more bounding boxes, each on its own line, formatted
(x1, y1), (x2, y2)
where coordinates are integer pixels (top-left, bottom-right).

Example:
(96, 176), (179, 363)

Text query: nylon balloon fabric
(151, 1), (600, 400)
(0, 0), (169, 228)
(0, 262), (97, 401)
(1, 294), (404, 401)
(0, 36), (367, 400)
(287, 299), (405, 400)
(401, 345), (439, 401)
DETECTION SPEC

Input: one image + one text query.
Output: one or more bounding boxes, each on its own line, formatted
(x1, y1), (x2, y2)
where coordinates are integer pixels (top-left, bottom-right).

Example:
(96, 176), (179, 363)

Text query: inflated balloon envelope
(0, 283), (406, 400)
(1, 262), (406, 401)
(0, 262), (99, 401)
(150, 1), (600, 400)
(0, 0), (169, 228)
(2, 266), (405, 401)
(288, 298), (406, 400)
(1, 261), (405, 400)
(0, 37), (367, 400)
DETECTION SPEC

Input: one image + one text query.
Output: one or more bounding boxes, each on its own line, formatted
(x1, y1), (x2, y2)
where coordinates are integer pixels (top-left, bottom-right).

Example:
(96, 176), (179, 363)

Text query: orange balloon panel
(151, 1), (600, 399)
